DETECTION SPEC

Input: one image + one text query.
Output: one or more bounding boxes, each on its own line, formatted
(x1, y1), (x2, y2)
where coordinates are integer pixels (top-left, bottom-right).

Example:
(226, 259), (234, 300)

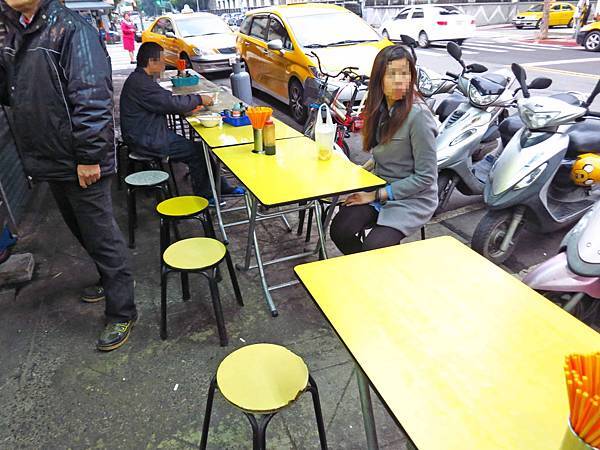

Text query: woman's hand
(344, 191), (376, 206)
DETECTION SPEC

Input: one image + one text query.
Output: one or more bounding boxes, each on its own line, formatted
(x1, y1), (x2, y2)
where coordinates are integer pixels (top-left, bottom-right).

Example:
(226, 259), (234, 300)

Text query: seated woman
(330, 45), (438, 255)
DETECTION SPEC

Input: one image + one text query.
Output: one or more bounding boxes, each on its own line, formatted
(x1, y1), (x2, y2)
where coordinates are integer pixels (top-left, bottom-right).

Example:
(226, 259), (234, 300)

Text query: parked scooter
(523, 200), (600, 324)
(400, 35), (460, 119)
(434, 42), (548, 212)
(471, 64), (600, 265)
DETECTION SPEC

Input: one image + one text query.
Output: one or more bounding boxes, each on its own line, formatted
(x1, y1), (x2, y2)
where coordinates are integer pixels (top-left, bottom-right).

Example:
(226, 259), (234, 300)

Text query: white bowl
(197, 114), (222, 128)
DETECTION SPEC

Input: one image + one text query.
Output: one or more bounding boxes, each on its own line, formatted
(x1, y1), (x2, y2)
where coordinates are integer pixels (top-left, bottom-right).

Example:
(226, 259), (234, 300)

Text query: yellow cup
(318, 144), (332, 161)
(560, 420), (599, 450)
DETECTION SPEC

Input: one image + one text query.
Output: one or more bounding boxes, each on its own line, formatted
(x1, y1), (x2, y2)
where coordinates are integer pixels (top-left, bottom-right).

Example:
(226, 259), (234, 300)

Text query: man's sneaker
(97, 320), (135, 352)
(222, 186), (246, 197)
(208, 197), (226, 207)
(81, 284), (105, 303)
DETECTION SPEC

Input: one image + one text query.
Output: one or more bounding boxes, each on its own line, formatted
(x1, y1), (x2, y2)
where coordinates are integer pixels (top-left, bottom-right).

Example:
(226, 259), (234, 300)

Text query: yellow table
(213, 136), (385, 316)
(187, 116), (302, 150)
(294, 236), (600, 450)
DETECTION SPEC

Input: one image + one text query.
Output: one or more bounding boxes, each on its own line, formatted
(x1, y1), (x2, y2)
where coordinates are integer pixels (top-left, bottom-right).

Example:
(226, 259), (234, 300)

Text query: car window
(552, 5), (562, 10)
(152, 19), (165, 35)
(249, 15), (268, 40)
(240, 16), (252, 34)
(412, 8), (424, 19)
(396, 9), (410, 20)
(163, 19), (174, 34)
(288, 11), (381, 47)
(561, 4), (572, 10)
(435, 6), (460, 15)
(267, 17), (293, 50)
(528, 5), (544, 11)
(176, 16), (231, 38)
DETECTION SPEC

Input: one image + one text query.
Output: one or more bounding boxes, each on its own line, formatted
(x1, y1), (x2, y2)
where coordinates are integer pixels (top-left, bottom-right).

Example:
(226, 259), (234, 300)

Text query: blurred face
(124, 13), (130, 21)
(4, 0), (41, 16)
(145, 52), (166, 76)
(383, 58), (412, 104)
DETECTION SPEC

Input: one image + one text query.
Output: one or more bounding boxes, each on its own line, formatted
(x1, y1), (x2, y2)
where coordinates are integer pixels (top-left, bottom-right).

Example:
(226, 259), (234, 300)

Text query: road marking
(462, 44), (507, 53)
(468, 41), (536, 51)
(415, 49), (445, 56)
(524, 66), (600, 79)
(522, 57), (600, 67)
(509, 43), (562, 51)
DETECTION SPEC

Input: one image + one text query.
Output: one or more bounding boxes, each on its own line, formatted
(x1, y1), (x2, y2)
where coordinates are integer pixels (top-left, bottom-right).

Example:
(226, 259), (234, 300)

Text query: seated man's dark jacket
(120, 68), (202, 153)
(0, 0), (116, 181)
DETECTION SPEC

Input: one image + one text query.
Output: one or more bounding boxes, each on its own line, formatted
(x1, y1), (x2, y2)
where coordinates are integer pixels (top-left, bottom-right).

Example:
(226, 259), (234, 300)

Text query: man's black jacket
(0, 0), (115, 181)
(120, 67), (201, 153)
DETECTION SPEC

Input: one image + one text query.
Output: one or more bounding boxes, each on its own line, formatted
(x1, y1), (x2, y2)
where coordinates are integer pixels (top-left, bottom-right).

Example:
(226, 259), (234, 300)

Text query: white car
(379, 5), (476, 48)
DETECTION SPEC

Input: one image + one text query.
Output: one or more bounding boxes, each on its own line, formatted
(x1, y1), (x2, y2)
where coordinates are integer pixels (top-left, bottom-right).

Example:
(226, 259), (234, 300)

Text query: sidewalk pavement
(0, 69), (465, 449)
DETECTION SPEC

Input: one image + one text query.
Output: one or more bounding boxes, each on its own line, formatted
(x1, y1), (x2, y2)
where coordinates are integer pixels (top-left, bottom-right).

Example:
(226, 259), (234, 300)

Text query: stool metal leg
(307, 375), (329, 450)
(208, 269), (228, 346)
(224, 251), (243, 306)
(297, 201), (307, 236)
(181, 272), (190, 301)
(420, 226), (426, 241)
(305, 207), (314, 243)
(160, 267), (169, 340)
(244, 413), (275, 450)
(199, 376), (218, 450)
(127, 188), (136, 249)
(167, 158), (180, 197)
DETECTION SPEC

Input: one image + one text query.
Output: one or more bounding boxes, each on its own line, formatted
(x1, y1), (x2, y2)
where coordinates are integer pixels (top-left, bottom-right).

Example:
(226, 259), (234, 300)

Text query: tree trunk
(538, 0), (551, 40)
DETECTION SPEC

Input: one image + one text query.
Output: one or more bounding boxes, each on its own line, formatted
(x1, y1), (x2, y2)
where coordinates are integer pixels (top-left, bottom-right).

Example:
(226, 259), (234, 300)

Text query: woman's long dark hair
(362, 45), (420, 152)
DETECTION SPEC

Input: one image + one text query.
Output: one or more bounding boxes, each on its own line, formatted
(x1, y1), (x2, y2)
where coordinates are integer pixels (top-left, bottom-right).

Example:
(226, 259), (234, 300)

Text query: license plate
(229, 56), (237, 65)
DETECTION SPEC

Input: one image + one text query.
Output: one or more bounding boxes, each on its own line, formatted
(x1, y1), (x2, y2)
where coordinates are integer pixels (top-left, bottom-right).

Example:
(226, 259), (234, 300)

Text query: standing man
(0, 0), (137, 351)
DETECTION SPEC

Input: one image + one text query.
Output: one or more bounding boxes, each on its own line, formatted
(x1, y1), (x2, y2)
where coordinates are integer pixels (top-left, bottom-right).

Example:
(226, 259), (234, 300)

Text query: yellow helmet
(571, 153), (600, 187)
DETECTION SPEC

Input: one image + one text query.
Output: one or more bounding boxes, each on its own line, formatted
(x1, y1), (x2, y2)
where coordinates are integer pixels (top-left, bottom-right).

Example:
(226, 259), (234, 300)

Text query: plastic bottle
(315, 104), (335, 161)
(232, 103), (242, 119)
(263, 119), (276, 155)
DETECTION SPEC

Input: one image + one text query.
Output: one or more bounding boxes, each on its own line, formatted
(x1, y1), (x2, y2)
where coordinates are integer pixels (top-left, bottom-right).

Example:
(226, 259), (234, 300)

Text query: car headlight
(514, 163), (548, 190)
(450, 128), (477, 146)
(519, 106), (560, 130)
(193, 47), (216, 56)
(468, 83), (499, 107)
(418, 69), (435, 96)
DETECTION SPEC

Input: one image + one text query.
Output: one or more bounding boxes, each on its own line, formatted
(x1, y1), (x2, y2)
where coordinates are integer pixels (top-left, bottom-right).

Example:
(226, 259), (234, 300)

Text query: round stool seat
(163, 237), (225, 270)
(217, 343), (309, 414)
(128, 151), (157, 162)
(157, 196), (209, 217)
(125, 170), (169, 187)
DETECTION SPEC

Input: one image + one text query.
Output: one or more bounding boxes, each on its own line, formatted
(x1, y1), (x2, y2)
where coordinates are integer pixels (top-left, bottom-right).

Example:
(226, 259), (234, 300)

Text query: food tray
(171, 75), (200, 87)
(221, 112), (251, 127)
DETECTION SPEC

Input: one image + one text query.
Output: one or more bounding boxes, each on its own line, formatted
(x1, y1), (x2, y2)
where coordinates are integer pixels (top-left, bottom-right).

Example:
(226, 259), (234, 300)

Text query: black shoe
(81, 284), (105, 303)
(97, 320), (135, 352)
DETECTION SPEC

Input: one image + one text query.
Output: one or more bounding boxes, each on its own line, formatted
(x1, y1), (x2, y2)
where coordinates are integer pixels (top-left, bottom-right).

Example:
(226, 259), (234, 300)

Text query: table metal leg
(356, 366), (379, 450)
(322, 195), (340, 233)
(202, 141), (228, 244)
(313, 200), (329, 260)
(239, 192), (278, 317)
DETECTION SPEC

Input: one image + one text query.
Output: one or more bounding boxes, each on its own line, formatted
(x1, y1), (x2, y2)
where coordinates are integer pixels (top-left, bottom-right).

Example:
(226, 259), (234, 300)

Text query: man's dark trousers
(48, 176), (137, 323)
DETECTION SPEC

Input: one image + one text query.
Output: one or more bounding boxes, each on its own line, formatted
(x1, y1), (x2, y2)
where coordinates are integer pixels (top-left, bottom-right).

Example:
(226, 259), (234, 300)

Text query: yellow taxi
(512, 2), (575, 29)
(236, 4), (391, 123)
(577, 20), (600, 51)
(141, 12), (237, 73)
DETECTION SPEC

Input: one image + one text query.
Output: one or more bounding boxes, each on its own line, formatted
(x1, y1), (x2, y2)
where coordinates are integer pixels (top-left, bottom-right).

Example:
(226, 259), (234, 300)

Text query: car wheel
(567, 18), (573, 28)
(418, 31), (429, 48)
(584, 31), (600, 52)
(536, 19), (542, 29)
(289, 79), (307, 124)
(515, 25), (523, 29)
(382, 29), (390, 40)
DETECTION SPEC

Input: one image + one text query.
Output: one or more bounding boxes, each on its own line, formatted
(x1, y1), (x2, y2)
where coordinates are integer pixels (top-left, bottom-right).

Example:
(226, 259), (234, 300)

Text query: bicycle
(302, 51), (369, 158)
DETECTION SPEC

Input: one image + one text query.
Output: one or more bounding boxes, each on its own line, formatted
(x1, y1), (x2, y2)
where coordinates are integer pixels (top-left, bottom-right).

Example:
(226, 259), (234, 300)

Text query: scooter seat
(481, 74), (508, 87)
(550, 93), (583, 107)
(567, 119), (600, 157)
(499, 114), (524, 147)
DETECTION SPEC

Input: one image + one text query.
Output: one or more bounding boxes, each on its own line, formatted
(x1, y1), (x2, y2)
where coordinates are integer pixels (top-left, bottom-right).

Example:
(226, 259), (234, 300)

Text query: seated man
(120, 42), (243, 202)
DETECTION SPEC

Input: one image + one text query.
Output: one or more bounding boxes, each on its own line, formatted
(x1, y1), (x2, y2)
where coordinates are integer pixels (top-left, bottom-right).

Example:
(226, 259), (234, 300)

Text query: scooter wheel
(471, 209), (523, 265)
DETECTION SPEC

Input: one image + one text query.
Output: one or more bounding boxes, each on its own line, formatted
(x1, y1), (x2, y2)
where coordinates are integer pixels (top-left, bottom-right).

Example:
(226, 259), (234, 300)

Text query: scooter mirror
(400, 34), (417, 48)
(528, 77), (552, 90)
(468, 63), (488, 73)
(446, 41), (464, 66)
(584, 78), (600, 108)
(511, 63), (529, 98)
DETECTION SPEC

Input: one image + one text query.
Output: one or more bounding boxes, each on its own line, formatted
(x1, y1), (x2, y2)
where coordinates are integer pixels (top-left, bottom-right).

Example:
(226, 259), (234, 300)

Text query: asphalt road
(108, 25), (600, 275)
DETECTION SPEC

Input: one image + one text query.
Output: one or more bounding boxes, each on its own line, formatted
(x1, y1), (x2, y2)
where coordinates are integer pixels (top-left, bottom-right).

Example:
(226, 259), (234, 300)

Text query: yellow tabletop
(186, 116), (302, 149)
(294, 236), (600, 450)
(212, 136), (385, 207)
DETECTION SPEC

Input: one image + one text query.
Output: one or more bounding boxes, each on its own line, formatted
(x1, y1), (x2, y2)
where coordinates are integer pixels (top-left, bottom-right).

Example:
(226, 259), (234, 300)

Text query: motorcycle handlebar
(446, 71), (459, 79)
(587, 111), (600, 118)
